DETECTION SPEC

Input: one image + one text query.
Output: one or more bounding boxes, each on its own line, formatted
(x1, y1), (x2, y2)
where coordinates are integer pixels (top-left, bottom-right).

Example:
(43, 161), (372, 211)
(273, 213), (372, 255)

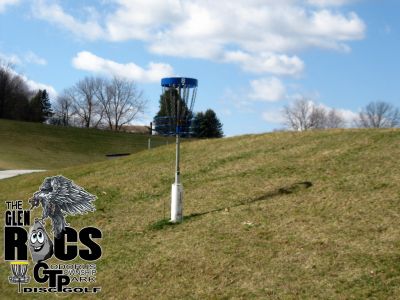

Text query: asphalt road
(0, 170), (46, 180)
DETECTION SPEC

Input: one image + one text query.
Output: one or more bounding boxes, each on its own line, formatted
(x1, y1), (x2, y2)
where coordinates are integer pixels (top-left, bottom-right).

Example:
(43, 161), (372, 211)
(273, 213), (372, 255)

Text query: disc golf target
(158, 77), (198, 223)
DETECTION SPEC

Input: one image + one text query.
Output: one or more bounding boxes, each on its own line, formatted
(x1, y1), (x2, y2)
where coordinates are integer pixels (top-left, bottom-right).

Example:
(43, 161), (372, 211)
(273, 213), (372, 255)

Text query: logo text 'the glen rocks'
(4, 175), (102, 294)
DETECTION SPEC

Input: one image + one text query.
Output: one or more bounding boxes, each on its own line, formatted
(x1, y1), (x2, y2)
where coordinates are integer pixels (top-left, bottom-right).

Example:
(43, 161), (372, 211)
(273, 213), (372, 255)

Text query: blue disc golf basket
(157, 77), (198, 223)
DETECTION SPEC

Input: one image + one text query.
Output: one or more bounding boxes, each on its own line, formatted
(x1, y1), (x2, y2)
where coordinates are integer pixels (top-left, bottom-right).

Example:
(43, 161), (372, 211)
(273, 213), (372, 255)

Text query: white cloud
(0, 51), (47, 66)
(144, 2), (365, 57)
(25, 51), (47, 65)
(313, 101), (357, 123)
(330, 107), (358, 125)
(262, 110), (286, 124)
(23, 76), (57, 99)
(0, 51), (22, 65)
(0, 0), (20, 13)
(308, 0), (356, 6)
(249, 77), (286, 102)
(308, 10), (364, 40)
(224, 51), (304, 76)
(105, 0), (182, 41)
(31, 1), (366, 76)
(72, 51), (174, 83)
(6, 68), (57, 99)
(32, 0), (103, 40)
(220, 88), (255, 113)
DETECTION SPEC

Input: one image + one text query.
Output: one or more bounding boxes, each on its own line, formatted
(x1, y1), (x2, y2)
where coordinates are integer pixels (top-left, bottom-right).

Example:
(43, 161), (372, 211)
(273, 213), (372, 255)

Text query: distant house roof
(121, 125), (151, 134)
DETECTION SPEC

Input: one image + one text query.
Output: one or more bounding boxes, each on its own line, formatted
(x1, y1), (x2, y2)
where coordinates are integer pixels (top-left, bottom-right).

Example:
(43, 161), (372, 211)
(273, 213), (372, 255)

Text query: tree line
(0, 62), (147, 131)
(1, 60), (396, 135)
(52, 76), (146, 131)
(0, 62), (224, 137)
(58, 77), (223, 137)
(0, 64), (52, 122)
(282, 98), (400, 131)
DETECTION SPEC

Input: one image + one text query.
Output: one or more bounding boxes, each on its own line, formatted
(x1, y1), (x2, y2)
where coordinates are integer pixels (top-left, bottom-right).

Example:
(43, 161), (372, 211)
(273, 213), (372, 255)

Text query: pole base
(171, 183), (184, 223)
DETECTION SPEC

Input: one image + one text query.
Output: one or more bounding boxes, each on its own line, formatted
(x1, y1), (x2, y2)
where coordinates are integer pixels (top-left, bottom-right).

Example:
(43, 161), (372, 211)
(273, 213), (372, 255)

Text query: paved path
(0, 170), (46, 180)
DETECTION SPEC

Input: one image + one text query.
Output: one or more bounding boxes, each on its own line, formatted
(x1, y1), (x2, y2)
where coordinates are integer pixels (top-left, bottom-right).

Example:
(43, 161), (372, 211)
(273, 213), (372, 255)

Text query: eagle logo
(29, 176), (96, 238)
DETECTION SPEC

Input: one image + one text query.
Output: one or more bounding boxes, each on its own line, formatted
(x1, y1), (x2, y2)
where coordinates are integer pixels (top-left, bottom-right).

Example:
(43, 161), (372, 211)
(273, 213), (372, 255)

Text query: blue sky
(0, 0), (399, 136)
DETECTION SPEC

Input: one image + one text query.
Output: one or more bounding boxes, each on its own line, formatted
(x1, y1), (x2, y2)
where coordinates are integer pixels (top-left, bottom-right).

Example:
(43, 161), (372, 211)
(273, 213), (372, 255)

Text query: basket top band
(161, 77), (198, 88)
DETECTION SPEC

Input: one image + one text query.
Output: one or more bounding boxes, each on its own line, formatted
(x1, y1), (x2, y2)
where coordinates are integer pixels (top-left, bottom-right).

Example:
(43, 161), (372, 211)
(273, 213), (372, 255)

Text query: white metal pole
(171, 86), (184, 223)
(171, 132), (183, 223)
(175, 133), (180, 184)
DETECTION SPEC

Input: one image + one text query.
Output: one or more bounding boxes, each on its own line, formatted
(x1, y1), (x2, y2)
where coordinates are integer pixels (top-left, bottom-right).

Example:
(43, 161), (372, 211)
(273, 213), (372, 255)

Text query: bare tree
(356, 101), (400, 128)
(68, 77), (104, 128)
(309, 106), (327, 129)
(326, 109), (345, 128)
(61, 76), (146, 130)
(283, 98), (314, 131)
(97, 77), (147, 131)
(53, 93), (73, 126)
(283, 99), (345, 131)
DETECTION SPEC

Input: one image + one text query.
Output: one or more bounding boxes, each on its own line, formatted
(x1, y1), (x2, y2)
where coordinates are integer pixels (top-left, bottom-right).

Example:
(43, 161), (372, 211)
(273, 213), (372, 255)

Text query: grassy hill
(0, 129), (399, 299)
(0, 119), (171, 169)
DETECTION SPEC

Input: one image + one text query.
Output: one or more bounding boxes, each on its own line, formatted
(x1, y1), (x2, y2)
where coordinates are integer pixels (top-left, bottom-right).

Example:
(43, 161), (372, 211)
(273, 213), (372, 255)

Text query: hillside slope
(1, 129), (399, 299)
(0, 119), (171, 169)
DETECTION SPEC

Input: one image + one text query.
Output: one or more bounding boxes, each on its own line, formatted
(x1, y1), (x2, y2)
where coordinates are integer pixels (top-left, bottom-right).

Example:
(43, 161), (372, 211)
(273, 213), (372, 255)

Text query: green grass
(0, 119), (172, 169)
(0, 128), (400, 299)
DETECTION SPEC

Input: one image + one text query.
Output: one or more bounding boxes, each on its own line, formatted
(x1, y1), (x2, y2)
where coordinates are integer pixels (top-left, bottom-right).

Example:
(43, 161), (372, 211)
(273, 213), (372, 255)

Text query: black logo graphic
(3, 176), (102, 294)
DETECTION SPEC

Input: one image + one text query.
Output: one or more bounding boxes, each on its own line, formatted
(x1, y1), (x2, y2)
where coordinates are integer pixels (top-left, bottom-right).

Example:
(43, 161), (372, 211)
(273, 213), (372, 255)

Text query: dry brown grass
(0, 119), (171, 169)
(1, 128), (400, 299)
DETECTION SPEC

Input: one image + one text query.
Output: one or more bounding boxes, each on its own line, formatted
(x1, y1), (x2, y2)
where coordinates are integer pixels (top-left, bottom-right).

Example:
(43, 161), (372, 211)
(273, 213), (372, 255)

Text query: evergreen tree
(29, 89), (53, 122)
(193, 109), (223, 138)
(41, 90), (53, 121)
(154, 88), (192, 136)
(29, 91), (42, 122)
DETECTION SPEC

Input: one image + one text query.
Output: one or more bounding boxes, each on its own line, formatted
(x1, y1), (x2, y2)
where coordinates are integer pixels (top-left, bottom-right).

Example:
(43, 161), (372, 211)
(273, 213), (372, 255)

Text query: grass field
(0, 128), (400, 299)
(0, 119), (171, 169)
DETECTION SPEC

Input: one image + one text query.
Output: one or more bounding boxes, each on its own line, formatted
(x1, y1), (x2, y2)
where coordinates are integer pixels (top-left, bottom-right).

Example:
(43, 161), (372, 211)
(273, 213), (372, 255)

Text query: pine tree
(154, 88), (192, 136)
(29, 89), (53, 122)
(41, 89), (53, 121)
(193, 109), (223, 138)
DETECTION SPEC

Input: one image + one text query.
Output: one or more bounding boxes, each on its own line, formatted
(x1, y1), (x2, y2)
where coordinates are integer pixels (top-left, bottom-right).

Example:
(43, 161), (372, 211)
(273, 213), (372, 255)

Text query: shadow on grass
(149, 181), (312, 230)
